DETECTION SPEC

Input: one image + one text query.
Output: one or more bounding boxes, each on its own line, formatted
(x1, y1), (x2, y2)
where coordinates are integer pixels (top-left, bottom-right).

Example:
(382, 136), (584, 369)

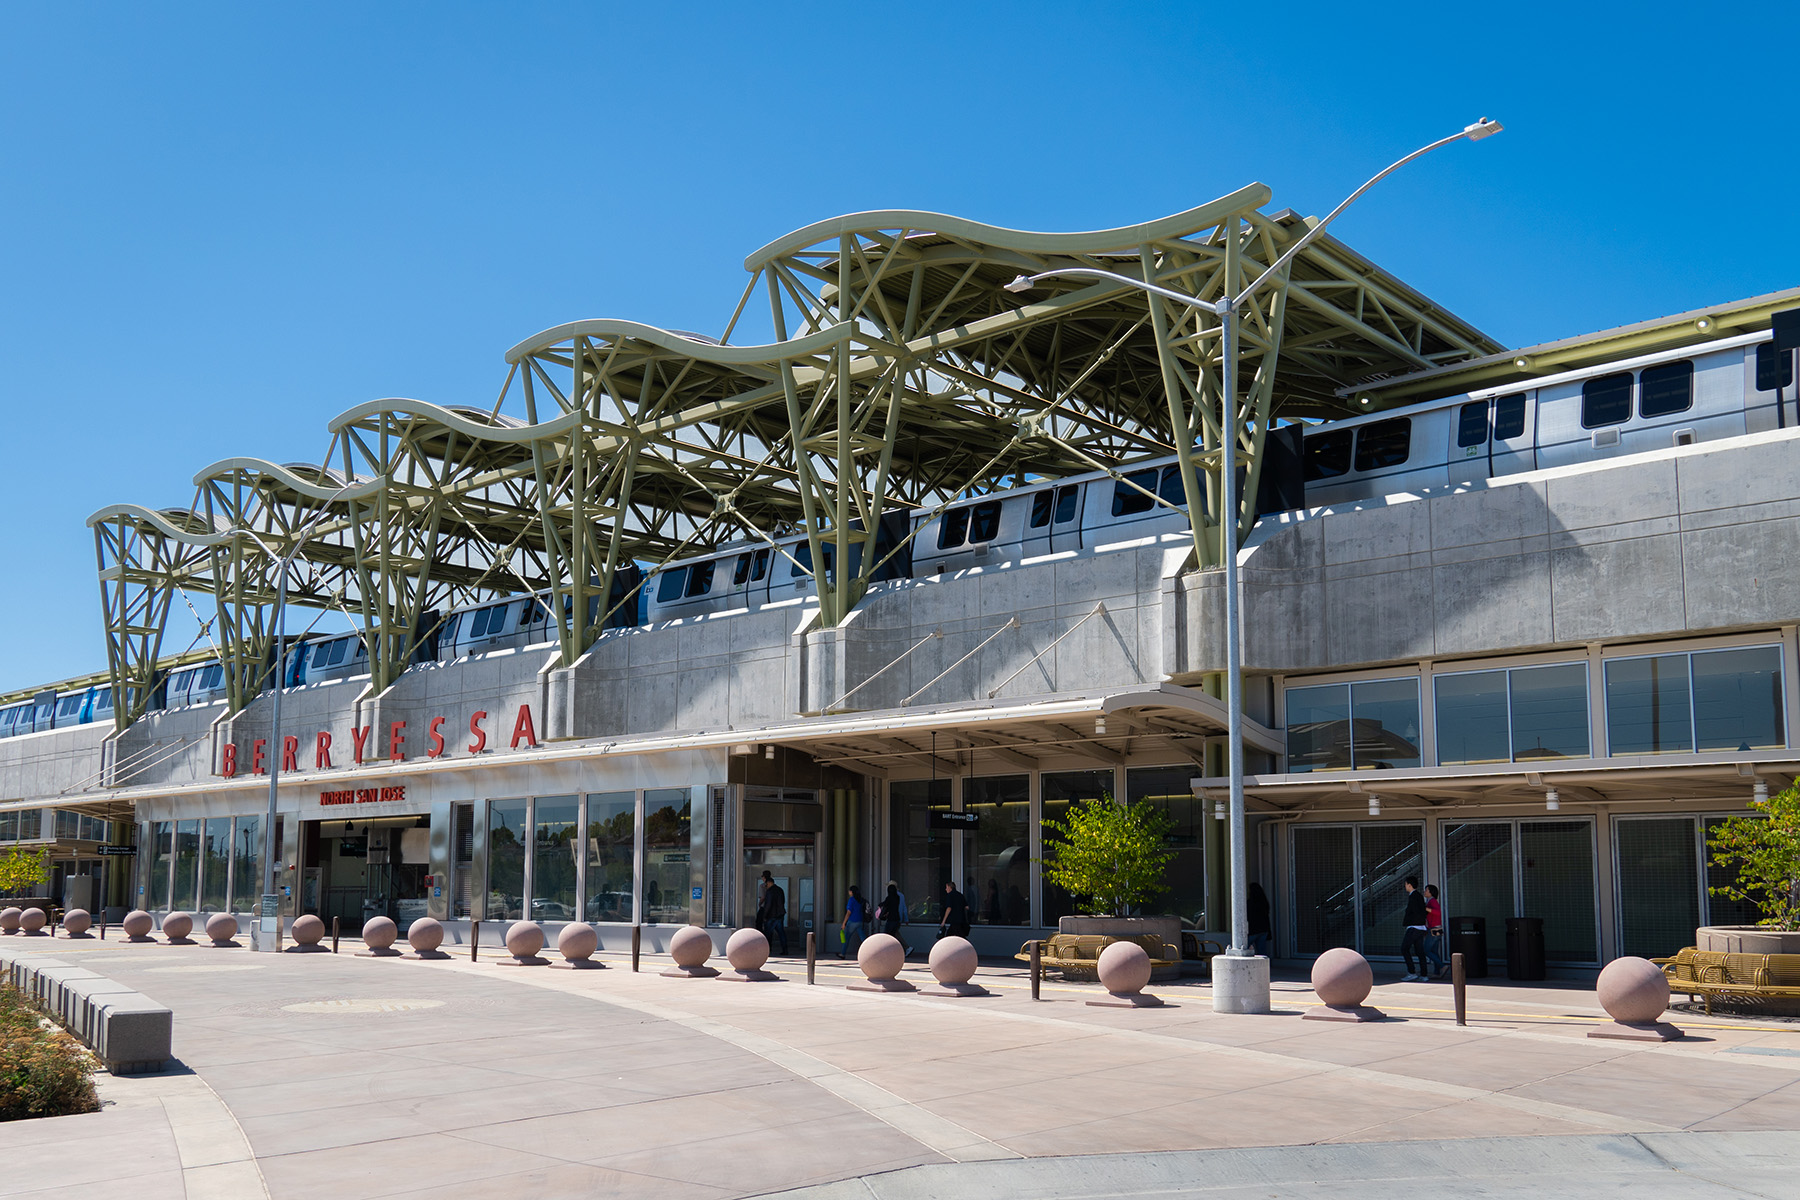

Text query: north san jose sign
(217, 704), (539, 779)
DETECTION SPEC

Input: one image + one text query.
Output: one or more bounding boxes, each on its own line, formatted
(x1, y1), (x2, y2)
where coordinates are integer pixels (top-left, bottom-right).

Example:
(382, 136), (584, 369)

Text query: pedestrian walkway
(6, 933), (1800, 1199)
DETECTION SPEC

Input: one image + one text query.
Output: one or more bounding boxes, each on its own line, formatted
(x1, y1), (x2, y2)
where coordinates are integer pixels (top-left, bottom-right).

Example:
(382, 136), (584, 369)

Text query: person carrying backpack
(877, 880), (909, 955)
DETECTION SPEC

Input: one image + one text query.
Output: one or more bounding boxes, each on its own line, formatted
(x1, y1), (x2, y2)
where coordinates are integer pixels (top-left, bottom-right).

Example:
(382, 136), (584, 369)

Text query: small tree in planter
(0, 847), (47, 898)
(1039, 795), (1175, 917)
(1707, 782), (1800, 931)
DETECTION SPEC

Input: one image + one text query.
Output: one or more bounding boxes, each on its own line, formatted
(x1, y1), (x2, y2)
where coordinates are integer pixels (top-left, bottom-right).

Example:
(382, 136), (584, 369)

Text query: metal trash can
(1506, 916), (1546, 981)
(1450, 915), (1488, 978)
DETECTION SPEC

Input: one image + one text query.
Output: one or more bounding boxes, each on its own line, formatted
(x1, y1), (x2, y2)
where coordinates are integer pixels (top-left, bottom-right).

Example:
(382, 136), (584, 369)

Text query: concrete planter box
(1057, 915), (1183, 979)
(1696, 925), (1800, 954)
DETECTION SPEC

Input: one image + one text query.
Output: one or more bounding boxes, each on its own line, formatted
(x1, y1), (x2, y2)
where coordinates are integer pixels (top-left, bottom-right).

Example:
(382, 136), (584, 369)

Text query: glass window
(1353, 418), (1411, 471)
(1358, 824), (1424, 956)
(1158, 465), (1186, 505)
(1040, 769), (1115, 924)
(200, 816), (230, 912)
(1292, 825), (1355, 954)
(964, 775), (1030, 925)
(1126, 766), (1208, 927)
(148, 821), (171, 910)
(15, 810), (39, 841)
(1692, 645), (1785, 750)
(1755, 341), (1794, 392)
(531, 796), (579, 921)
(1493, 393), (1528, 440)
(1434, 671), (1511, 765)
(655, 568), (688, 603)
(172, 819), (200, 910)
(1304, 429), (1353, 480)
(968, 500), (1003, 543)
(889, 779), (951, 921)
(1443, 823), (1513, 962)
(230, 817), (261, 912)
(1521, 820), (1596, 962)
(732, 554), (751, 586)
(1351, 678), (1423, 769)
(1029, 491), (1053, 528)
(1111, 469), (1158, 516)
(937, 508), (970, 550)
(1705, 815), (1770, 927)
(751, 549), (769, 582)
(1581, 372), (1632, 428)
(1616, 817), (1699, 959)
(1285, 684), (1352, 772)
(487, 800), (526, 920)
(1510, 663), (1590, 761)
(584, 792), (636, 922)
(1456, 401), (1489, 448)
(1606, 654), (1694, 755)
(685, 561), (715, 598)
(642, 788), (690, 924)
(1638, 359), (1693, 419)
(1054, 485), (1079, 523)
(0, 811), (13, 841)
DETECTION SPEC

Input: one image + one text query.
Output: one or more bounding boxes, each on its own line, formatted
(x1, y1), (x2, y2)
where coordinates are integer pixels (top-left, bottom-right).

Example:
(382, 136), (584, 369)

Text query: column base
(1211, 953), (1271, 1014)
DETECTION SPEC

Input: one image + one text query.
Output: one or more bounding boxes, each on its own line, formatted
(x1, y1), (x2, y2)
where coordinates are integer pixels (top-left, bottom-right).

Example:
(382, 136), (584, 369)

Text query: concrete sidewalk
(6, 933), (1800, 1199)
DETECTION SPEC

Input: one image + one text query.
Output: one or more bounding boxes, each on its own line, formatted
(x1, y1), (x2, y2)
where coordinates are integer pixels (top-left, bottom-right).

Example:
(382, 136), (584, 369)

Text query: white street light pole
(1007, 119), (1501, 1010)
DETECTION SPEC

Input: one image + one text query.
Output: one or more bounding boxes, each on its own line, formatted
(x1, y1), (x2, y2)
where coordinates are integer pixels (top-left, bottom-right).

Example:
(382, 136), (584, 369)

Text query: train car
(291, 632), (371, 686)
(437, 564), (645, 662)
(644, 516), (911, 623)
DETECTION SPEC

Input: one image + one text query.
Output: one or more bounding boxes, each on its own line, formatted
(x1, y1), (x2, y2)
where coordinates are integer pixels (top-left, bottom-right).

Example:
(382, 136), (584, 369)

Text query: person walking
(759, 870), (788, 955)
(1247, 881), (1272, 958)
(1399, 876), (1429, 981)
(939, 879), (971, 941)
(1423, 883), (1447, 978)
(838, 885), (867, 958)
(876, 881), (909, 955)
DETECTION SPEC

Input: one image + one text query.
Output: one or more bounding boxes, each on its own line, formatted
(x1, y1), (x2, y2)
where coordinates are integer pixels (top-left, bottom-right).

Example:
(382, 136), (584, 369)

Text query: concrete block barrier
(0, 949), (172, 1074)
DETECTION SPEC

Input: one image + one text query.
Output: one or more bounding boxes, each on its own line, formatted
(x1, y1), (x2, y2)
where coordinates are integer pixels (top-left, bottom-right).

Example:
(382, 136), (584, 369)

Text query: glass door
(1290, 822), (1424, 958)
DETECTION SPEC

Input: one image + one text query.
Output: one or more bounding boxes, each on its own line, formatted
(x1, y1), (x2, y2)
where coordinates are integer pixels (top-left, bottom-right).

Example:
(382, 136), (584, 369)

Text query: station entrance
(297, 815), (431, 934)
(740, 789), (820, 954)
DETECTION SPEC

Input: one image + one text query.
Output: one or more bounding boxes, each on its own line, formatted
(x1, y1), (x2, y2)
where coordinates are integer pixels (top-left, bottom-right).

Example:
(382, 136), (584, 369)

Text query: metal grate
(708, 787), (728, 926)
(1616, 817), (1699, 959)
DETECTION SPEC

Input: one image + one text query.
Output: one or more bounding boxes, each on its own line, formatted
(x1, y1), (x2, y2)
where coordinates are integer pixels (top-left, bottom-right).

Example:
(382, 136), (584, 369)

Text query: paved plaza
(6, 933), (1800, 1199)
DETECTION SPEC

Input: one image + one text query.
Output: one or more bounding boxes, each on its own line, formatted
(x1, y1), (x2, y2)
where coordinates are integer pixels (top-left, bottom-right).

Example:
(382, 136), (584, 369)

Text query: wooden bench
(1655, 947), (1800, 1014)
(1014, 932), (1180, 980)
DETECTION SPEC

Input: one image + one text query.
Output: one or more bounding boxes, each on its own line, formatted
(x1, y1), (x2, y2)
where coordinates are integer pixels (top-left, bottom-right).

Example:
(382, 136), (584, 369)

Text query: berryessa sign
(219, 703), (538, 778)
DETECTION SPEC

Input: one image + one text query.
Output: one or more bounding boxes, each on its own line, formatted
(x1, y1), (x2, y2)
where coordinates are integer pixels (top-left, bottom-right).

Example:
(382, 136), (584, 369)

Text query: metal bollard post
(806, 931), (816, 985)
(1030, 940), (1041, 1001)
(470, 919), (480, 962)
(331, 916), (341, 955)
(631, 924), (641, 972)
(276, 916), (283, 952)
(100, 917), (108, 942)
(1452, 952), (1467, 1026)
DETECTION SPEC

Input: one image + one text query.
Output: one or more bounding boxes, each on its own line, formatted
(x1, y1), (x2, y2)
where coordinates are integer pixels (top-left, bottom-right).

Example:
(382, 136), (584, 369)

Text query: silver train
(5, 329), (1792, 732)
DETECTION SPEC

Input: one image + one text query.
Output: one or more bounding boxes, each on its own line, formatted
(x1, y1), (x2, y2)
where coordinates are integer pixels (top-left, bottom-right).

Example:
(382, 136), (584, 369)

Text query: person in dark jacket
(1247, 881), (1272, 957)
(759, 870), (788, 954)
(1400, 876), (1429, 980)
(939, 880), (971, 940)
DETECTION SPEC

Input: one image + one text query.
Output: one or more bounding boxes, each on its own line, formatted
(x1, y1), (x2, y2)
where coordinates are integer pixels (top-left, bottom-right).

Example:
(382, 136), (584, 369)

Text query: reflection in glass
(148, 821), (171, 911)
(14, 810), (39, 840)
(964, 776), (1029, 925)
(1358, 824), (1423, 954)
(230, 817), (261, 913)
(1606, 655), (1692, 754)
(1616, 817), (1698, 959)
(1443, 822), (1512, 960)
(532, 796), (579, 920)
(584, 792), (636, 922)
(1509, 664), (1589, 760)
(1705, 816), (1770, 927)
(1126, 765), (1207, 926)
(1285, 685), (1351, 772)
(173, 820), (201, 911)
(199, 817), (230, 912)
(642, 789), (690, 924)
(1292, 825), (1354, 954)
(487, 800), (526, 920)
(1039, 769), (1114, 924)
(1692, 646), (1785, 750)
(1520, 820), (1595, 962)
(889, 780), (950, 923)
(1351, 678), (1422, 769)
(1434, 672), (1510, 765)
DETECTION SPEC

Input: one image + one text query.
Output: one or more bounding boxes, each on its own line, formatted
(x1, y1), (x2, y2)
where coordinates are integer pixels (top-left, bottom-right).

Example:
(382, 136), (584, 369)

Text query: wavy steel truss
(88, 183), (1500, 730)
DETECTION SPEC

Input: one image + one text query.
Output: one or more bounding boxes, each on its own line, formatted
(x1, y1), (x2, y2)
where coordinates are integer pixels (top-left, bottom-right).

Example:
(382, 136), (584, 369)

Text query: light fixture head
(1545, 788), (1561, 812)
(1003, 274), (1035, 294)
(729, 743), (756, 757)
(765, 744), (776, 761)
(1094, 717), (1107, 736)
(1368, 795), (1381, 817)
(1213, 797), (1228, 821)
(1464, 117), (1504, 140)
(1754, 779), (1770, 804)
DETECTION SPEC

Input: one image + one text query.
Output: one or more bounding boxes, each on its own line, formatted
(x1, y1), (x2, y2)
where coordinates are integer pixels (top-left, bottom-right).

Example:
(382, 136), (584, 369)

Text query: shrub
(1708, 782), (1800, 931)
(0, 984), (99, 1121)
(1039, 794), (1176, 917)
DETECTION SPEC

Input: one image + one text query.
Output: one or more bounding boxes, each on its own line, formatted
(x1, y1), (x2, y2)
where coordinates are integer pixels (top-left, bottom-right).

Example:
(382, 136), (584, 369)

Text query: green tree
(1707, 782), (1800, 932)
(0, 848), (47, 896)
(1039, 795), (1175, 917)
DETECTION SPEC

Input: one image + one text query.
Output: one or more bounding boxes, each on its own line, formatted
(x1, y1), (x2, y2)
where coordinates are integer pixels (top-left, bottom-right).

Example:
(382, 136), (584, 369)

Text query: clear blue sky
(3, 2), (1796, 694)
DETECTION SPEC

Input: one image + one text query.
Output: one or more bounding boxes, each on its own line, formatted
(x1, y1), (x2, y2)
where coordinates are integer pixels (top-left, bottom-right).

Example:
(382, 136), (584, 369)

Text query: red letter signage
(351, 725), (372, 764)
(251, 739), (267, 775)
(467, 710), (487, 754)
(427, 716), (446, 758)
(316, 731), (332, 769)
(220, 743), (237, 777)
(389, 720), (406, 761)
(281, 736), (299, 772)
(510, 704), (537, 749)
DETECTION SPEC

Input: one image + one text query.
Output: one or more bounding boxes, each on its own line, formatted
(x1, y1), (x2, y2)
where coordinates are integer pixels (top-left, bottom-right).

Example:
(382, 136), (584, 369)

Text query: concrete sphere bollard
(847, 932), (915, 992)
(122, 910), (155, 941)
(1312, 947), (1375, 1007)
(929, 936), (978, 985)
(407, 917), (445, 955)
(727, 928), (770, 971)
(1597, 956), (1671, 1024)
(0, 907), (19, 933)
(19, 908), (46, 935)
(555, 922), (599, 966)
(205, 912), (240, 944)
(62, 908), (92, 936)
(361, 915), (398, 953)
(161, 911), (193, 941)
(1097, 940), (1153, 995)
(290, 913), (325, 945)
(498, 919), (547, 966)
(663, 924), (720, 977)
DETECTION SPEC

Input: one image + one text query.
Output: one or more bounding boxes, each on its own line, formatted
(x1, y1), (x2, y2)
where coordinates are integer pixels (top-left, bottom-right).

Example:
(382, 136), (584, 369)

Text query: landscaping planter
(1695, 926), (1800, 954)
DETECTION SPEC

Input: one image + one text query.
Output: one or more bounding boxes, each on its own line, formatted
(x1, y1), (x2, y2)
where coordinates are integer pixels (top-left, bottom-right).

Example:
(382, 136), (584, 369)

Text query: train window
(731, 554), (751, 586)
(751, 549), (769, 582)
(56, 695), (83, 718)
(1111, 468), (1159, 516)
(1638, 359), (1693, 418)
(1158, 465), (1186, 505)
(968, 500), (1003, 542)
(1456, 401), (1489, 448)
(201, 665), (223, 689)
(790, 543), (812, 577)
(1054, 485), (1079, 523)
(655, 567), (689, 603)
(1353, 418), (1412, 471)
(1581, 372), (1633, 428)
(1493, 393), (1528, 440)
(1303, 429), (1353, 480)
(937, 508), (971, 549)
(685, 561), (715, 597)
(1030, 491), (1053, 528)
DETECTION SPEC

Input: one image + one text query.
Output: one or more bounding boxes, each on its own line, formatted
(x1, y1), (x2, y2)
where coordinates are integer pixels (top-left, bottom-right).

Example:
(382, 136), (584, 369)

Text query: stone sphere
(62, 909), (92, 936)
(858, 932), (905, 981)
(122, 910), (154, 938)
(504, 920), (544, 958)
(1312, 946), (1374, 1007)
(556, 922), (598, 962)
(407, 917), (444, 954)
(19, 908), (46, 934)
(1097, 940), (1153, 995)
(929, 936), (978, 985)
(362, 915), (398, 951)
(205, 912), (239, 942)
(669, 924), (714, 968)
(161, 911), (192, 939)
(1597, 955), (1670, 1024)
(726, 927), (770, 971)
(0, 907), (19, 932)
(291, 913), (325, 945)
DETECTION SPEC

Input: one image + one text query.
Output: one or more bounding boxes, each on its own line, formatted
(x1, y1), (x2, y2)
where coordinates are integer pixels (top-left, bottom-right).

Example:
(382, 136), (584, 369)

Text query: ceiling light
(1754, 780), (1770, 804)
(765, 744), (776, 761)
(1214, 798), (1227, 821)
(1545, 789), (1561, 812)
(1003, 274), (1035, 294)
(730, 743), (756, 757)
(1094, 717), (1107, 736)
(1368, 795), (1381, 817)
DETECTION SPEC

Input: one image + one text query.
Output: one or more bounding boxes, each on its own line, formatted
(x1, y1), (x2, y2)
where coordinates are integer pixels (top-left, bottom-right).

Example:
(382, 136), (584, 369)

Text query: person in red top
(1423, 884), (1447, 978)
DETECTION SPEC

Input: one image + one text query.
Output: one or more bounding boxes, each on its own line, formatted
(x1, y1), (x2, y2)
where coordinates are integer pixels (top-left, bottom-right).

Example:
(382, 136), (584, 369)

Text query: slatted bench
(1014, 932), (1181, 980)
(1655, 947), (1800, 1015)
